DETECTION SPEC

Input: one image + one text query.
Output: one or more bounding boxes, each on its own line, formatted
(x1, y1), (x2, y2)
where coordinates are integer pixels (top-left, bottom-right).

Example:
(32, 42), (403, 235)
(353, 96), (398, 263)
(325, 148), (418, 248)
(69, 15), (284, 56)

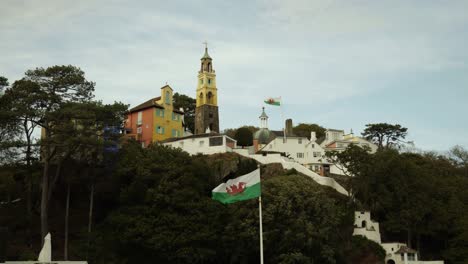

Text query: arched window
(387, 260), (396, 264)
(199, 92), (204, 103)
(207, 62), (211, 72)
(362, 220), (367, 228)
(207, 92), (213, 104)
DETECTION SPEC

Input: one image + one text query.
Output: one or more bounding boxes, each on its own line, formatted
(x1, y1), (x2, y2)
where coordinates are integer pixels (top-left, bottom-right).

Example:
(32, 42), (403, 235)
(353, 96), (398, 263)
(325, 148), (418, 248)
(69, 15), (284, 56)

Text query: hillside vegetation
(1, 142), (385, 264)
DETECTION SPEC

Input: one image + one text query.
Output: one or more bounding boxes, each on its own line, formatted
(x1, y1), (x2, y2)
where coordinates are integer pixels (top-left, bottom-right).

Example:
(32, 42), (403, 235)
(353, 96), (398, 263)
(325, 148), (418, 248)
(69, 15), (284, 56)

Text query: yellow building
(125, 85), (184, 146)
(194, 45), (220, 134)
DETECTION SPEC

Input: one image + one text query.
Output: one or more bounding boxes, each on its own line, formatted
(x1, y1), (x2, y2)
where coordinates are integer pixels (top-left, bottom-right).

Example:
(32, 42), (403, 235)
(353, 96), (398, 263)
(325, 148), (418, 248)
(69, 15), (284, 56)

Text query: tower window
(208, 79), (211, 84)
(207, 92), (213, 104)
(209, 112), (213, 118)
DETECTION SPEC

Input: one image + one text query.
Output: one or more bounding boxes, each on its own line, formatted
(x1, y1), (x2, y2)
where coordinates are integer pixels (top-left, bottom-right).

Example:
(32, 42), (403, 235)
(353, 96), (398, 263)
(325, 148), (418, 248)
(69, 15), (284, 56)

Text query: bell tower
(195, 43), (219, 134)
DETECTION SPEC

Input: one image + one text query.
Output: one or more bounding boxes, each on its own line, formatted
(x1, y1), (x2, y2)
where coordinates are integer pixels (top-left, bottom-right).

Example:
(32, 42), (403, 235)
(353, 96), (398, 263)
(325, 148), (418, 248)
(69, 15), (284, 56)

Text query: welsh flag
(212, 169), (261, 204)
(264, 97), (281, 106)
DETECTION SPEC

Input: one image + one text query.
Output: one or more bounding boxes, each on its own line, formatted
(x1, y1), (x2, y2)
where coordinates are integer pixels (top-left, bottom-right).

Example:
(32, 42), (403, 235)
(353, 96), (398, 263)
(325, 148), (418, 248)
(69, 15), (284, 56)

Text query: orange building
(125, 85), (184, 147)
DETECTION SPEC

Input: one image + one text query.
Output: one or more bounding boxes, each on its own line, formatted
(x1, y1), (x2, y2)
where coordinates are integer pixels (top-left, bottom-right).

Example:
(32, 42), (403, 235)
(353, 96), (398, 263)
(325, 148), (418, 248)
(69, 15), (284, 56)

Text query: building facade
(319, 129), (378, 153)
(162, 134), (236, 155)
(125, 85), (184, 146)
(194, 46), (219, 134)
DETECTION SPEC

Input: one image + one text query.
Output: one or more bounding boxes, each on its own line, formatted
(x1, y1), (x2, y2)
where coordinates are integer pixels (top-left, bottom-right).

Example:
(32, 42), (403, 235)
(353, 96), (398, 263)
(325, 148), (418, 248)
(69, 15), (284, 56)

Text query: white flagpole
(259, 196), (264, 264)
(258, 165), (264, 264)
(280, 96), (286, 141)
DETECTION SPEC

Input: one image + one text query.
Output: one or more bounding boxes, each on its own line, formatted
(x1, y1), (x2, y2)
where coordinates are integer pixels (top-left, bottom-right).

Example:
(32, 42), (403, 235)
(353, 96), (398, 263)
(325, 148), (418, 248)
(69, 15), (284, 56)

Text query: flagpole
(259, 197), (264, 264)
(258, 165), (264, 264)
(280, 96), (286, 141)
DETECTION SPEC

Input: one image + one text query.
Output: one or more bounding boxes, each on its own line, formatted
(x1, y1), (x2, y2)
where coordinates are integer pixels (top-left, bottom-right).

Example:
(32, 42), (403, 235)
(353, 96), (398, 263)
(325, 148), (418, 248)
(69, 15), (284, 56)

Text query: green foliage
(173, 92), (196, 133)
(224, 126), (259, 139)
(88, 144), (353, 264)
(346, 236), (385, 264)
(293, 123), (326, 140)
(361, 123), (408, 150)
(235, 127), (254, 146)
(0, 76), (8, 93)
(331, 145), (468, 263)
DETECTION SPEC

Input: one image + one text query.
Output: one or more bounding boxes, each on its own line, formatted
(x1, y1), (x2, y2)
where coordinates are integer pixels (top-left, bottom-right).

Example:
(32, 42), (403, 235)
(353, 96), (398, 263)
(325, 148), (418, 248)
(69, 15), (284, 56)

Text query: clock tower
(195, 44), (219, 134)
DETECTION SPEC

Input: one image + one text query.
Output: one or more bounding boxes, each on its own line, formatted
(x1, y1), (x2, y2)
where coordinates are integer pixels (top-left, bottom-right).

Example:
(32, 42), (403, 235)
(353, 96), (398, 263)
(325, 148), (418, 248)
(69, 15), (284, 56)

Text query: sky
(1, 0), (467, 151)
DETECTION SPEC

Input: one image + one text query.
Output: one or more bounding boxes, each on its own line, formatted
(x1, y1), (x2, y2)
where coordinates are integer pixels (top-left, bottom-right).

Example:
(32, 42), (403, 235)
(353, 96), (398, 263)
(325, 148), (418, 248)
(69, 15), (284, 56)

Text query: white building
(252, 109), (333, 175)
(352, 211), (444, 264)
(318, 129), (378, 153)
(259, 132), (330, 175)
(353, 211), (381, 244)
(162, 133), (237, 155)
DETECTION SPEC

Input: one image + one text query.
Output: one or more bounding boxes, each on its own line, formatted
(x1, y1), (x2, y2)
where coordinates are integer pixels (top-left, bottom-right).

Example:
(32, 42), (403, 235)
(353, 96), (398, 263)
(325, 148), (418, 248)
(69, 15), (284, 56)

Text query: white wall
(234, 150), (349, 196)
(163, 135), (235, 155)
(262, 137), (327, 167)
(353, 211), (381, 244)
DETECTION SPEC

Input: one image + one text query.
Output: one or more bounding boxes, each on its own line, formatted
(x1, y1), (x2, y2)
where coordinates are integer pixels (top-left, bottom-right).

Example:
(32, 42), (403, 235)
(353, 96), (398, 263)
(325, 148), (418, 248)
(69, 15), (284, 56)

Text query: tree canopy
(173, 92), (196, 133)
(234, 127), (254, 147)
(293, 123), (326, 140)
(361, 123), (408, 149)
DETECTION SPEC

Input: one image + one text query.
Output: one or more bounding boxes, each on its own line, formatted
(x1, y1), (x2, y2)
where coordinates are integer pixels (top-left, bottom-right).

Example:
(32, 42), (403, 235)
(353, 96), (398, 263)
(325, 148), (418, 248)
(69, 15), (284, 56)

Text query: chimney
(285, 119), (293, 137)
(310, 131), (316, 142)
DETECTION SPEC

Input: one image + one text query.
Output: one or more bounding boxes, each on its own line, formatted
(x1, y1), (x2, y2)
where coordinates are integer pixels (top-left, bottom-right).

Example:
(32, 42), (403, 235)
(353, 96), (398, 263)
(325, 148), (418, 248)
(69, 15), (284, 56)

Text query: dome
(253, 128), (276, 144)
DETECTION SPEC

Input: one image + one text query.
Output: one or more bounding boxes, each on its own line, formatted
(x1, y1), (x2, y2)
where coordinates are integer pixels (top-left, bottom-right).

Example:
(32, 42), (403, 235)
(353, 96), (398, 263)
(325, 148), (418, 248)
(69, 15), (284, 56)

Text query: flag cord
(259, 195), (264, 264)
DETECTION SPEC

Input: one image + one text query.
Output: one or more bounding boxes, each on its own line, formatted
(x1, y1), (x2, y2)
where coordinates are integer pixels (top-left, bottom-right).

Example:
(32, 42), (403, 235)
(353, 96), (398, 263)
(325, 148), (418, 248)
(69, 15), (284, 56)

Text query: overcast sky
(1, 0), (467, 151)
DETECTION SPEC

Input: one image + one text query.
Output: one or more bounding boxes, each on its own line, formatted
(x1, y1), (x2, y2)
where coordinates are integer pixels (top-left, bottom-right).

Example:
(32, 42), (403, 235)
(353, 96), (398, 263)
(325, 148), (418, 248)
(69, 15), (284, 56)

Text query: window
(208, 79), (211, 84)
(165, 91), (171, 104)
(137, 111), (142, 125)
(156, 109), (165, 117)
(298, 138), (302, 144)
(156, 126), (165, 134)
(137, 127), (142, 134)
(408, 254), (415, 261)
(209, 137), (223, 146)
(312, 144), (315, 148)
(172, 112), (180, 121)
(172, 129), (180, 137)
(297, 153), (304, 158)
(199, 140), (205, 147)
(313, 152), (321, 158)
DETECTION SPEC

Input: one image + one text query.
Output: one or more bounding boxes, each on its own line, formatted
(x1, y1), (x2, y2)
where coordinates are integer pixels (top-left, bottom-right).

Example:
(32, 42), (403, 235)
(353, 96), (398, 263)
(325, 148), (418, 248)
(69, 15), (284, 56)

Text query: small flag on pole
(212, 169), (261, 204)
(264, 97), (281, 106)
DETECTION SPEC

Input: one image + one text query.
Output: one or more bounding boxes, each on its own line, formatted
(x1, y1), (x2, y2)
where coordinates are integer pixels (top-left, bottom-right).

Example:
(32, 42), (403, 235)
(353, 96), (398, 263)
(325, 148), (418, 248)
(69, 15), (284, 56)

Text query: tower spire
(201, 41), (212, 60)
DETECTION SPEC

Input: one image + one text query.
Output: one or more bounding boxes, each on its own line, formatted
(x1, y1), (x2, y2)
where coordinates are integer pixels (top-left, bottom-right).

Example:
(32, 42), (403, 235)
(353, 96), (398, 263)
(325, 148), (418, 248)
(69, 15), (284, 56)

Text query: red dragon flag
(264, 97), (281, 106)
(212, 168), (261, 204)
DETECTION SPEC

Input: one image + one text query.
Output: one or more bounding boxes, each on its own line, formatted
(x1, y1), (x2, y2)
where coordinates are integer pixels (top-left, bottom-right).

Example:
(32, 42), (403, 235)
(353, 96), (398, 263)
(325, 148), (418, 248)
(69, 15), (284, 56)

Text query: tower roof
(201, 47), (212, 60)
(259, 107), (268, 118)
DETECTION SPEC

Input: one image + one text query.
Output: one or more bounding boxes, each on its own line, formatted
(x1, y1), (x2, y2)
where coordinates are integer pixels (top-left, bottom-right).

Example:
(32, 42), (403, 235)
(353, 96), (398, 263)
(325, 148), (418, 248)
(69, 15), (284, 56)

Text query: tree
(14, 65), (95, 240)
(224, 126), (259, 139)
(361, 123), (408, 150)
(234, 127), (253, 147)
(448, 145), (468, 177)
(0, 76), (8, 94)
(173, 92), (195, 133)
(293, 123), (326, 140)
